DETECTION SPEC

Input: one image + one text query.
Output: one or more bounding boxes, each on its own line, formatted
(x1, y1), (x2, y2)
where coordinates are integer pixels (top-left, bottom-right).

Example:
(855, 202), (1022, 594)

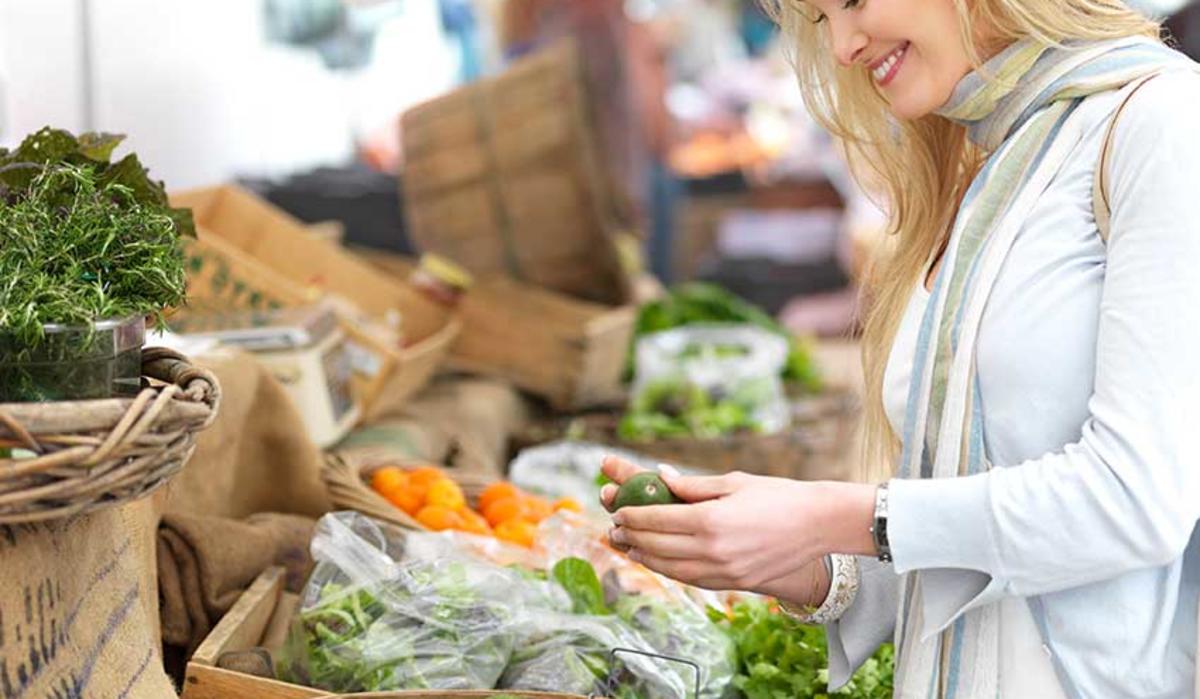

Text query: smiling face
(803, 0), (980, 120)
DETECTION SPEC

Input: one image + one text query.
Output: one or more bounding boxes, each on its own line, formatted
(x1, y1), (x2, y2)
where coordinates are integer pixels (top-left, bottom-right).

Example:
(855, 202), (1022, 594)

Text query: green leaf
(552, 557), (610, 615)
(77, 132), (125, 162)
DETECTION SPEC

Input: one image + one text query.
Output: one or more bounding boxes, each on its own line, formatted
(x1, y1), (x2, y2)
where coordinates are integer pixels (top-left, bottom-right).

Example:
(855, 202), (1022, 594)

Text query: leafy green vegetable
(629, 283), (823, 392)
(0, 128), (192, 349)
(708, 598), (894, 699)
(279, 559), (515, 692)
(618, 376), (770, 441)
(552, 557), (610, 616)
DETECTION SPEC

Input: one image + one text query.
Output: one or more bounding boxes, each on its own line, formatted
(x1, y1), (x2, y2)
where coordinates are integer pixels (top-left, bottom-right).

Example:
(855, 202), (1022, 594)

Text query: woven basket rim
(0, 347), (220, 524)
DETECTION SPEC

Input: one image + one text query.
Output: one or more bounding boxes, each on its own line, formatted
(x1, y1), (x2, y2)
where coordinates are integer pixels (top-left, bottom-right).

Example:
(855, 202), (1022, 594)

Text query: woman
(601, 1), (1200, 696)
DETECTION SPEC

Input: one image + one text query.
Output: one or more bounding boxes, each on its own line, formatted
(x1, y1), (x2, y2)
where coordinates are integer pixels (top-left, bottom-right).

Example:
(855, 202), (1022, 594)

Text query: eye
(806, 0), (861, 24)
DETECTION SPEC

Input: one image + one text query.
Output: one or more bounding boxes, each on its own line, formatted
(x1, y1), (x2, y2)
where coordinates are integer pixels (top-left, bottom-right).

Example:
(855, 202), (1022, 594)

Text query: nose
(830, 18), (869, 68)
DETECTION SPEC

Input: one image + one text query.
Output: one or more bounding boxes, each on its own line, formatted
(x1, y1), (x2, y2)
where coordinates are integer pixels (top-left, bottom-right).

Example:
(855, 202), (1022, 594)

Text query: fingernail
(657, 462), (681, 478)
(628, 550), (642, 563)
(612, 512), (625, 526)
(610, 528), (626, 545)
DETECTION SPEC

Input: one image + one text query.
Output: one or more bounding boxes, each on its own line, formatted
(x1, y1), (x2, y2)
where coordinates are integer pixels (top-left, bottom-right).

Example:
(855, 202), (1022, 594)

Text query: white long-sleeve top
(826, 69), (1200, 698)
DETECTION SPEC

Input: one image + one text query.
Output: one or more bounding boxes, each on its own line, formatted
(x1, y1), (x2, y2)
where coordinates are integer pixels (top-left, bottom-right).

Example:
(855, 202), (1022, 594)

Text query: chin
(886, 93), (939, 121)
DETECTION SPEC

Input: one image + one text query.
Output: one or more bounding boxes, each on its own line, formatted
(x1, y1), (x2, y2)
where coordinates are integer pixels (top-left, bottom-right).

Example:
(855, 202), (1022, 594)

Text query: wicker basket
(322, 455), (499, 532)
(0, 347), (220, 524)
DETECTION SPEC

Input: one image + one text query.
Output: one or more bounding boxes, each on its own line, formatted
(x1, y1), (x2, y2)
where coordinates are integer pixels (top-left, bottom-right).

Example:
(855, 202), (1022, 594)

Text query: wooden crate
(183, 567), (320, 699)
(401, 40), (628, 307)
(359, 251), (636, 411)
(172, 186), (461, 420)
(183, 569), (594, 699)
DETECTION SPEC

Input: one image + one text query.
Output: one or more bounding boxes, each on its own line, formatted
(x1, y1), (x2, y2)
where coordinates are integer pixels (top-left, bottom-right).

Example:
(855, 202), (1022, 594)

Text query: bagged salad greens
(279, 512), (736, 697)
(621, 325), (791, 441)
(278, 512), (563, 692)
(536, 514), (738, 699)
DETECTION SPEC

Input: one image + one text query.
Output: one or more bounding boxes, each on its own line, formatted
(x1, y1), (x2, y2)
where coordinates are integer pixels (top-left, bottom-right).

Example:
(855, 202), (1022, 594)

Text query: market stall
(0, 32), (886, 699)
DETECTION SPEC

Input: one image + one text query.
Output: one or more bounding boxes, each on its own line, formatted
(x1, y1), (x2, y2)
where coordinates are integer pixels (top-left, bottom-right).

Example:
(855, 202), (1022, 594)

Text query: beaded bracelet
(779, 554), (860, 625)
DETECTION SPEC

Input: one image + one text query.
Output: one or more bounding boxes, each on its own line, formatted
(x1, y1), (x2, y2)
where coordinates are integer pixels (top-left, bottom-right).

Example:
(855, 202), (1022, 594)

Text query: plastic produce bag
(278, 512), (566, 692)
(537, 515), (737, 699)
(499, 607), (689, 697)
(622, 324), (791, 441)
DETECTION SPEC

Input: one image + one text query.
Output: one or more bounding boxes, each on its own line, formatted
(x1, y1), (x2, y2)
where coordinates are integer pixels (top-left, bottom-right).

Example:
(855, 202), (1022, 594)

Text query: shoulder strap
(1092, 74), (1162, 243)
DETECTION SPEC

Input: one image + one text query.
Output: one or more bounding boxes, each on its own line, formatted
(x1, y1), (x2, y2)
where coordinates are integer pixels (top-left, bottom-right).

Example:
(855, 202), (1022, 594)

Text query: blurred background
(1, 0), (1194, 339)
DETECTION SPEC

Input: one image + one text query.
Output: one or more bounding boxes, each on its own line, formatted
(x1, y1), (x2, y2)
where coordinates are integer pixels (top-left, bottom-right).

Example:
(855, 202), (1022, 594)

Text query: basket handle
(142, 346), (221, 421)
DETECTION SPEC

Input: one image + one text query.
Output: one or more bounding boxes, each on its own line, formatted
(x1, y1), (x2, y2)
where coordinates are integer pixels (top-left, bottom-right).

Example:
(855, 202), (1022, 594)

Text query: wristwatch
(871, 482), (892, 563)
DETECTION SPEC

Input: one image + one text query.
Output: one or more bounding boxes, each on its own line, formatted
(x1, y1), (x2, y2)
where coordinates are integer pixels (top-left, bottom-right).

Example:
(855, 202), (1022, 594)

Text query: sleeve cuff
(824, 557), (900, 689)
(888, 474), (1009, 637)
(888, 473), (997, 575)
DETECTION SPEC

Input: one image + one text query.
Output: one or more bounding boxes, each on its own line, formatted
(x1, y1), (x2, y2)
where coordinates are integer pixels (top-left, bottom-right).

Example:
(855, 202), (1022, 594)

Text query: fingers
(599, 483), (618, 510)
(613, 501), (712, 535)
(609, 526), (709, 559)
(659, 472), (738, 504)
(602, 455), (646, 485)
(625, 550), (729, 591)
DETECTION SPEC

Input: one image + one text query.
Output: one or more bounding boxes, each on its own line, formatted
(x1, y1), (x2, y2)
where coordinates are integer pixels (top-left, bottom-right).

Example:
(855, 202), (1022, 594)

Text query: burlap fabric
(0, 494), (176, 698)
(164, 347), (331, 519)
(157, 511), (315, 678)
(333, 375), (531, 477)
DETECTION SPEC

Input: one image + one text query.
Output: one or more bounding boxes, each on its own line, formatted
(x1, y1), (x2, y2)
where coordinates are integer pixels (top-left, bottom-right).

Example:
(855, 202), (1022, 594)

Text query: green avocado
(611, 472), (682, 511)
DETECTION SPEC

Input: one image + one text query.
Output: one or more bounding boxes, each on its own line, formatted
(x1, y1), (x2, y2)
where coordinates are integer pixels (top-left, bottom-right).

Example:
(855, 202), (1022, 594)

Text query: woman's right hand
(600, 456), (832, 606)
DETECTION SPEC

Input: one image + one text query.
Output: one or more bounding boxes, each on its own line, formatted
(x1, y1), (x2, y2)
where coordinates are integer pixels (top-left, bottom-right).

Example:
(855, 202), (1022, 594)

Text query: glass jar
(0, 316), (145, 402)
(409, 253), (473, 308)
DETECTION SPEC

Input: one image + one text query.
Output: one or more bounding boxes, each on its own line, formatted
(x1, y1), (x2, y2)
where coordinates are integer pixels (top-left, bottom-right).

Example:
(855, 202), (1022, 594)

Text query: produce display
(621, 325), (792, 442)
(0, 127), (193, 401)
(369, 464), (582, 547)
(279, 507), (895, 698)
(628, 283), (822, 392)
(280, 511), (733, 697)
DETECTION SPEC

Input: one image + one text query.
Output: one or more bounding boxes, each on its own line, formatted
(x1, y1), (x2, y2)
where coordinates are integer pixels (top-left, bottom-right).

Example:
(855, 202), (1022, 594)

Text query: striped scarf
(894, 37), (1190, 698)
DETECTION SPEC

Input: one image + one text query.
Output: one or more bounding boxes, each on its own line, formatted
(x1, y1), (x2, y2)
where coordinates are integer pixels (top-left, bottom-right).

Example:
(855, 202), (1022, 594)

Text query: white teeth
(872, 45), (906, 82)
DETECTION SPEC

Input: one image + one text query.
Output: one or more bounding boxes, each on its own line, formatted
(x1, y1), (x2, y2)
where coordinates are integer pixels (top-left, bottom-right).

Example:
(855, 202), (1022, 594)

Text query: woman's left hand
(600, 456), (876, 593)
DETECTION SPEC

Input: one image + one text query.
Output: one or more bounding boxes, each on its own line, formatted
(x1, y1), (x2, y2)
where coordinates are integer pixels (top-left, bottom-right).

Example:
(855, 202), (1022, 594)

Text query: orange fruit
(426, 478), (466, 511)
(483, 496), (527, 528)
(494, 519), (537, 548)
(478, 482), (521, 513)
(457, 507), (492, 536)
(416, 505), (464, 531)
(524, 496), (554, 524)
(386, 487), (423, 517)
(553, 497), (583, 514)
(408, 465), (446, 488)
(371, 466), (408, 496)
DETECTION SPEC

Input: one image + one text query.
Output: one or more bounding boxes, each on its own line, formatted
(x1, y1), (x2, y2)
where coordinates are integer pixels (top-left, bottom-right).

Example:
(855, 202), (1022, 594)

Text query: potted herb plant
(0, 127), (193, 402)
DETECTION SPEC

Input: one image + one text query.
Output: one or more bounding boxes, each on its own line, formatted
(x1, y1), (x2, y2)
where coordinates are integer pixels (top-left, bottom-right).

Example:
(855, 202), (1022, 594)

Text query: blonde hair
(763, 1), (1160, 478)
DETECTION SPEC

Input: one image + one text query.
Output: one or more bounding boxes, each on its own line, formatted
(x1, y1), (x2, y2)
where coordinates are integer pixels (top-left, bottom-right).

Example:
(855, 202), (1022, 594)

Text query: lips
(871, 42), (910, 86)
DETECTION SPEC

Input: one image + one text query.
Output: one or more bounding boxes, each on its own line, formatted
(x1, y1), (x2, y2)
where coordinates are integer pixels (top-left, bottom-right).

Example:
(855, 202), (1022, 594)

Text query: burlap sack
(334, 375), (531, 477)
(165, 347), (331, 519)
(157, 512), (314, 681)
(0, 495), (176, 699)
(157, 512), (315, 654)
